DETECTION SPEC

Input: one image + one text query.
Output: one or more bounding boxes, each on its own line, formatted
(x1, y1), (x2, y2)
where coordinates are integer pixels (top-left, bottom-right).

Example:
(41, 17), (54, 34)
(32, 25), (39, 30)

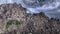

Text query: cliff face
(0, 3), (60, 34)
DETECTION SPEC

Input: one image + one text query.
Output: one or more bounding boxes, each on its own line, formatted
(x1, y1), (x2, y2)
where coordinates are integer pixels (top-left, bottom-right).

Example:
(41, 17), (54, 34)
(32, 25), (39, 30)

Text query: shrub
(6, 20), (23, 29)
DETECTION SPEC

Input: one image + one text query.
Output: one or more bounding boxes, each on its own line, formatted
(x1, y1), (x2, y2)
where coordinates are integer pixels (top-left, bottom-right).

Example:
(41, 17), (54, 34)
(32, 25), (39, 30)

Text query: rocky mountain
(0, 3), (60, 34)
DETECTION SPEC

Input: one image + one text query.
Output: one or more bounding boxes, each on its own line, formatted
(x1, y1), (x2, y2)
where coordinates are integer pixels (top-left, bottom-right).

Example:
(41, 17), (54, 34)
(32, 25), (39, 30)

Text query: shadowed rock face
(0, 3), (60, 34)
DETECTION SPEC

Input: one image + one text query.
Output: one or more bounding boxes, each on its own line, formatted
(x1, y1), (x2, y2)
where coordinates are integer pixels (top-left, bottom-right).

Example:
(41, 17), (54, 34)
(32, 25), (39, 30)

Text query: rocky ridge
(0, 3), (60, 34)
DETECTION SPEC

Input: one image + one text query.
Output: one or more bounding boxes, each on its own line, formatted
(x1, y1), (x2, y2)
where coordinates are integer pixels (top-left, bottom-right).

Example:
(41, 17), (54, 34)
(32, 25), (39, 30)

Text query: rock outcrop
(0, 3), (60, 34)
(0, 3), (27, 33)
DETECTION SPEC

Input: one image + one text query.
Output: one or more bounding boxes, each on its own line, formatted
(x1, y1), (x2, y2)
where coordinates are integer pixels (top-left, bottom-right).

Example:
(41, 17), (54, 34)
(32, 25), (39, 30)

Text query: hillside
(0, 3), (60, 34)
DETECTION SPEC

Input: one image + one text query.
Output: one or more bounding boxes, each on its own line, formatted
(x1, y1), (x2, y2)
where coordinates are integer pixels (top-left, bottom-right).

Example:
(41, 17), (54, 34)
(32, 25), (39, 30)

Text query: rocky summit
(0, 3), (60, 34)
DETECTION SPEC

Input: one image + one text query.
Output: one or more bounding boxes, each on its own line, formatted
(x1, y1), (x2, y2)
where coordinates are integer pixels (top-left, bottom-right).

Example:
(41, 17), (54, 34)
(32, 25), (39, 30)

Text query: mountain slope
(0, 3), (60, 34)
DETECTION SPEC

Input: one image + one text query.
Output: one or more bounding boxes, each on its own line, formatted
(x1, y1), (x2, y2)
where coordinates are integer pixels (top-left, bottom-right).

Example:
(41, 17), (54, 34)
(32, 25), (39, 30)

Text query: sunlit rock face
(0, 3), (27, 33)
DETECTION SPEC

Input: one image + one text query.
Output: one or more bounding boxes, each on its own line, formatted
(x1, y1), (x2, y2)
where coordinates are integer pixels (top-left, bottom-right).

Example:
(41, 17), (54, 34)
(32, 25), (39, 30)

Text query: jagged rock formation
(0, 3), (60, 34)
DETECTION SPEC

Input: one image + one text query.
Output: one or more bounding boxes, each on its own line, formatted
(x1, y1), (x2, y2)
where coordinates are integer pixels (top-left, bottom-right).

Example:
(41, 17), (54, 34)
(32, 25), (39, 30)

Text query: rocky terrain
(0, 3), (60, 34)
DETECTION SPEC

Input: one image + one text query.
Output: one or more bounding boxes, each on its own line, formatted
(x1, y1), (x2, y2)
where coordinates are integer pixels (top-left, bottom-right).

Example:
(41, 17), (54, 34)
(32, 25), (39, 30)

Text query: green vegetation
(6, 20), (23, 29)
